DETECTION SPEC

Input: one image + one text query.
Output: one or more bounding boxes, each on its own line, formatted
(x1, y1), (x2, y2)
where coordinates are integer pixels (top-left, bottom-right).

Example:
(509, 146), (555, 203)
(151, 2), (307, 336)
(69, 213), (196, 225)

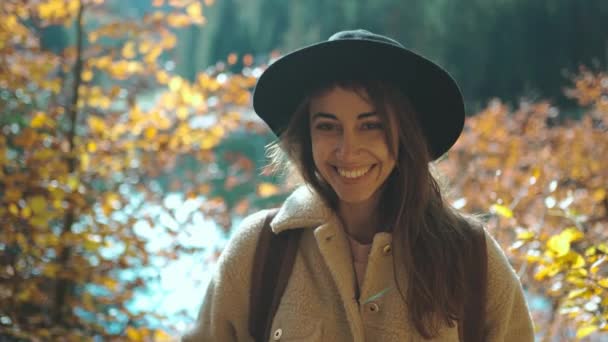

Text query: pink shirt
(346, 234), (373, 295)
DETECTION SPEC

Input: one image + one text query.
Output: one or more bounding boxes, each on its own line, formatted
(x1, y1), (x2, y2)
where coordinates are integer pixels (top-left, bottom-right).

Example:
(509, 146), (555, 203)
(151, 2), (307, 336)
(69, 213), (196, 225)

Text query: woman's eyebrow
(311, 112), (377, 121)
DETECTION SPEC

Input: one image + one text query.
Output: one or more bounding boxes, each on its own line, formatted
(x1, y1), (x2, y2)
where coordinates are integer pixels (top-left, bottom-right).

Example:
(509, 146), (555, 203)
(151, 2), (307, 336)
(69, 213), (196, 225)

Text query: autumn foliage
(1, 0), (258, 340)
(1, 0), (607, 341)
(438, 68), (608, 340)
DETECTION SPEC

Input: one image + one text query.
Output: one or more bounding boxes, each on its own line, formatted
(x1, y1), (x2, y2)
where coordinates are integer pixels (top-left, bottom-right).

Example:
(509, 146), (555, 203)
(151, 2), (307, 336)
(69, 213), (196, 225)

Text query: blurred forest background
(0, 0), (607, 341)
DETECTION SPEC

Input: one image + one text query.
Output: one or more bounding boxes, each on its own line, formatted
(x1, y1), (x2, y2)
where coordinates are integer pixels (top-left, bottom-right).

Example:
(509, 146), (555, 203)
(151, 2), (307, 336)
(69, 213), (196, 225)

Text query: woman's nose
(336, 130), (361, 160)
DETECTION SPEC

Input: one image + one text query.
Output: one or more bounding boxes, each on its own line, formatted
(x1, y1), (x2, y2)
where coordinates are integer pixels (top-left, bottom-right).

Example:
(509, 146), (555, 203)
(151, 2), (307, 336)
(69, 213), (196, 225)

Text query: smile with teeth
(335, 165), (374, 179)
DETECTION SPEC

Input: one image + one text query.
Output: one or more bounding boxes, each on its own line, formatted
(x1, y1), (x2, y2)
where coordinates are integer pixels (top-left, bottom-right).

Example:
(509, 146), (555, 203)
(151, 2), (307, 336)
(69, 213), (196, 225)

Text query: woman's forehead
(308, 86), (375, 116)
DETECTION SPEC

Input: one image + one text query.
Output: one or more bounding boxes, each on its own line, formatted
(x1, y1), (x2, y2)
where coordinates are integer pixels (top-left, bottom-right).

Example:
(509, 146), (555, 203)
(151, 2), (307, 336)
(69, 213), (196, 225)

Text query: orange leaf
(257, 183), (279, 198)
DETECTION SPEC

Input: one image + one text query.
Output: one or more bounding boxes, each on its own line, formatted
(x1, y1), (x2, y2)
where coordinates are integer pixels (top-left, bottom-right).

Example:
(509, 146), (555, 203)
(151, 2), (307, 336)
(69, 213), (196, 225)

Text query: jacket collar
(270, 185), (366, 337)
(270, 185), (333, 234)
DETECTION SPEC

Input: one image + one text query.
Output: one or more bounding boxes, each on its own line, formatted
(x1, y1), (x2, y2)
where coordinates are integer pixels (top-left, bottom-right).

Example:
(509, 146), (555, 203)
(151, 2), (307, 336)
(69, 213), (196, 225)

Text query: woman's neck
(337, 196), (382, 244)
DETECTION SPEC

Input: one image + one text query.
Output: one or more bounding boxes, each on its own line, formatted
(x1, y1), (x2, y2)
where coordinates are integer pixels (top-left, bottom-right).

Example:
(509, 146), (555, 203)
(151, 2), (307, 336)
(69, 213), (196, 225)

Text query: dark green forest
(175, 0), (608, 110)
(42, 0), (608, 110)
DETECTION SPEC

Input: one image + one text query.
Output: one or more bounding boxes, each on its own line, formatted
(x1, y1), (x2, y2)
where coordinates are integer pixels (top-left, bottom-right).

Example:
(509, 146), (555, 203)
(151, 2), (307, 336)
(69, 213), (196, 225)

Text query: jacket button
(368, 302), (380, 312)
(272, 328), (283, 340)
(383, 244), (392, 254)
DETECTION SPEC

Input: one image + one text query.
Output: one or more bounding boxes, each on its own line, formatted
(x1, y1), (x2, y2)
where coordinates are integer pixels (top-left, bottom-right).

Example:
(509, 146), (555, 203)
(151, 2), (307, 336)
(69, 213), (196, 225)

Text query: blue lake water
(97, 192), (237, 336)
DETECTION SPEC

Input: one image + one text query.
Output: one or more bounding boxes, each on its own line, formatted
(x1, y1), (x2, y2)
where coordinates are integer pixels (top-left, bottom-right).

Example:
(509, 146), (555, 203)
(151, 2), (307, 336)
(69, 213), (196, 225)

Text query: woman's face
(309, 86), (397, 206)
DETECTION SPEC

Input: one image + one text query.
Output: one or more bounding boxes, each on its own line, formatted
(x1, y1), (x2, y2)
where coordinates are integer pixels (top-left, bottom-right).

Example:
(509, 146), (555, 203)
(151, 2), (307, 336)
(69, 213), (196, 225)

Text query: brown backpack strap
(458, 224), (488, 342)
(249, 208), (303, 342)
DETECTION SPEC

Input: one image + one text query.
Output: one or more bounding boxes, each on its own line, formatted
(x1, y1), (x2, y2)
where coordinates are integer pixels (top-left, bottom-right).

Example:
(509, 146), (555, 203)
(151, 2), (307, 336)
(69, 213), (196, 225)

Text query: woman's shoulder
(213, 209), (275, 279)
(457, 216), (520, 287)
(231, 209), (273, 243)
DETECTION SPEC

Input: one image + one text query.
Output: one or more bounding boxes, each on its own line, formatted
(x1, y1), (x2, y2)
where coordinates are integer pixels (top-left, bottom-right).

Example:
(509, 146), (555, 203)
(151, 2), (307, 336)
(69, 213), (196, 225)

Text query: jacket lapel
(270, 186), (365, 341)
(313, 215), (365, 340)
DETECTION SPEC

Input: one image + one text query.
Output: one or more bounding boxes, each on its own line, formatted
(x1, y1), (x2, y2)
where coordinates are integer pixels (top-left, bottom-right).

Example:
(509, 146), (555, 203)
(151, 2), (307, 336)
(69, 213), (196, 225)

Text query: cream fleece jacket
(182, 186), (535, 341)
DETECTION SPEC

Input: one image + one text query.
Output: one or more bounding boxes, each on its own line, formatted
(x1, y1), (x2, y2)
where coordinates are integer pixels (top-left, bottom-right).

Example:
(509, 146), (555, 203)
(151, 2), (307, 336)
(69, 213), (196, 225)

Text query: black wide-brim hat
(253, 29), (465, 160)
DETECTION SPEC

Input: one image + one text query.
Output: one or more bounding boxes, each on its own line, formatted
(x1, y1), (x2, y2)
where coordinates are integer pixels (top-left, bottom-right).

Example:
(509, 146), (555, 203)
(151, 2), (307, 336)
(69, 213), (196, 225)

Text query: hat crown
(328, 29), (404, 48)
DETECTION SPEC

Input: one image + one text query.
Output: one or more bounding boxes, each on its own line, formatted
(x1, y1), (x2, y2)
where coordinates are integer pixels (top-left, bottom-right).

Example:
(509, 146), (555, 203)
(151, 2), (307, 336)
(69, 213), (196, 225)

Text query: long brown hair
(265, 79), (479, 338)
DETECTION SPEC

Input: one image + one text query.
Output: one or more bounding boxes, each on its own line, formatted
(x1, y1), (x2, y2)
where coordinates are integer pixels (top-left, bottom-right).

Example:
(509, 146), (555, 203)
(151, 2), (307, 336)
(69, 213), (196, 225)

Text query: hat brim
(253, 39), (465, 160)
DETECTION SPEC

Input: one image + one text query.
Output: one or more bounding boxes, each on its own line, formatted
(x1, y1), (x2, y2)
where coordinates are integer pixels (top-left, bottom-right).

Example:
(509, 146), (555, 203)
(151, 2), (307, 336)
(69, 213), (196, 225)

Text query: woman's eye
(315, 122), (335, 131)
(362, 122), (384, 130)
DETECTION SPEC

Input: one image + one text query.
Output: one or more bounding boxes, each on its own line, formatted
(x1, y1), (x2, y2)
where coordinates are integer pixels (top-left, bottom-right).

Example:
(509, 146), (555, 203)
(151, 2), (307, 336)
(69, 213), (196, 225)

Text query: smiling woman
(182, 29), (535, 342)
(309, 86), (396, 222)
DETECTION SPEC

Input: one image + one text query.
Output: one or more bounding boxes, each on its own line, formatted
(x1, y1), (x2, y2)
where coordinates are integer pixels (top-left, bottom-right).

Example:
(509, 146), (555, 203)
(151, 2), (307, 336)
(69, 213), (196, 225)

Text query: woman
(183, 29), (535, 341)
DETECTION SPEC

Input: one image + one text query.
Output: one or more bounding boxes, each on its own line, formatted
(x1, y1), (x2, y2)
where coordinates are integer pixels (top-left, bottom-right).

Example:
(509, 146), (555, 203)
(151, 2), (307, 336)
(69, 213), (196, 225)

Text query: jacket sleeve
(181, 210), (268, 342)
(483, 230), (536, 341)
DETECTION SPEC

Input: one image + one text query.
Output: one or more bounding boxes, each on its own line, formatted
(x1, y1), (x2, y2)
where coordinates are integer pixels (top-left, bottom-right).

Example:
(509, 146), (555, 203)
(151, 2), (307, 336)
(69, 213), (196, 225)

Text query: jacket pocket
(267, 316), (323, 342)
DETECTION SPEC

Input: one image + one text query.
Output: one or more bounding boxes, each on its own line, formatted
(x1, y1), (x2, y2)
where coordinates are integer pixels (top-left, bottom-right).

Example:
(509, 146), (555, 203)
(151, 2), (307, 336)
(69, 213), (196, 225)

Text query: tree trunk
(52, 0), (84, 325)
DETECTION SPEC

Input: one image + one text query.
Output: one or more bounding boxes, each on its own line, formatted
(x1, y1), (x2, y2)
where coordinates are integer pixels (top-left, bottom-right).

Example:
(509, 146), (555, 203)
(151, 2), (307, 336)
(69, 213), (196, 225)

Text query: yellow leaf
(88, 116), (107, 135)
(200, 136), (219, 150)
(67, 176), (80, 191)
(186, 2), (202, 18)
(102, 277), (119, 291)
(80, 152), (90, 171)
(569, 268), (588, 278)
(82, 292), (95, 310)
(257, 183), (279, 198)
(490, 204), (513, 218)
(122, 41), (136, 59)
(210, 125), (225, 138)
(5, 15), (19, 30)
(16, 233), (28, 251)
(144, 127), (157, 139)
(567, 287), (589, 300)
(83, 238), (101, 252)
(139, 40), (152, 54)
(5, 188), (22, 202)
(532, 167), (541, 180)
(156, 70), (170, 84)
(566, 251), (586, 269)
(126, 326), (142, 341)
(9, 204), (19, 216)
(154, 329), (173, 341)
(516, 230), (535, 241)
(127, 61), (143, 73)
(87, 141), (98, 153)
(547, 234), (571, 257)
(82, 69), (94, 82)
(534, 264), (561, 281)
(190, 93), (204, 107)
(562, 227), (584, 243)
(36, 329), (51, 338)
(31, 112), (54, 129)
(88, 31), (99, 43)
(17, 289), (31, 302)
(177, 107), (189, 120)
(21, 206), (32, 219)
(585, 246), (597, 257)
(593, 188), (606, 201)
(576, 324), (598, 339)
(43, 264), (59, 277)
(167, 13), (192, 28)
(30, 217), (47, 229)
(525, 254), (542, 263)
(598, 278), (608, 289)
(566, 275), (586, 287)
(169, 76), (184, 92)
(28, 195), (47, 214)
(145, 46), (163, 64)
